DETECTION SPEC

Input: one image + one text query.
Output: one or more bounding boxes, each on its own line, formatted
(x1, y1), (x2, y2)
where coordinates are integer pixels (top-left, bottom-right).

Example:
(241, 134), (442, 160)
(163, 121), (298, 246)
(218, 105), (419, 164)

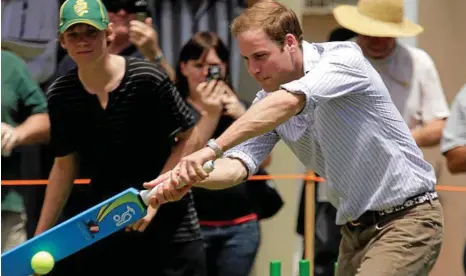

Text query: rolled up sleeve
(281, 44), (370, 114)
(224, 130), (280, 177)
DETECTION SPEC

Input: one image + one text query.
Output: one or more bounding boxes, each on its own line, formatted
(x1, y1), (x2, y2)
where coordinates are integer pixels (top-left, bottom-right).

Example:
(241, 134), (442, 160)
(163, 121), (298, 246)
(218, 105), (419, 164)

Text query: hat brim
(333, 5), (423, 38)
(59, 19), (107, 34)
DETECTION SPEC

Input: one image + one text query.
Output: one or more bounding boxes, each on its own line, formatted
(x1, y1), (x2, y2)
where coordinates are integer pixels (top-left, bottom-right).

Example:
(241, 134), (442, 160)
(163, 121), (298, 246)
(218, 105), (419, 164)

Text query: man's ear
(106, 23), (115, 43)
(284, 33), (298, 52)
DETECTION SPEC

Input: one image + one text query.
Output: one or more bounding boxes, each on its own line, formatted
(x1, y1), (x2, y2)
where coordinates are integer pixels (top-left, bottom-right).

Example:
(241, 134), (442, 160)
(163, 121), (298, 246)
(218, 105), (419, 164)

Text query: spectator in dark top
(175, 31), (271, 276)
(45, 0), (176, 225)
(34, 1), (218, 275)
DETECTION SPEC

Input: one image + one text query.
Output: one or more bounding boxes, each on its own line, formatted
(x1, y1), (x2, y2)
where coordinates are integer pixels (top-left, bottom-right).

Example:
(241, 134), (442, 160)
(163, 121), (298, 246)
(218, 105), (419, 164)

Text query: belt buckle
(346, 220), (361, 231)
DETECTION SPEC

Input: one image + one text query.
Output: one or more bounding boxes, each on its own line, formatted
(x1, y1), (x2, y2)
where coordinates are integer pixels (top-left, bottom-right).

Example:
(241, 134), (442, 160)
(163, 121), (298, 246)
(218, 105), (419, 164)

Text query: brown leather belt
(346, 191), (438, 231)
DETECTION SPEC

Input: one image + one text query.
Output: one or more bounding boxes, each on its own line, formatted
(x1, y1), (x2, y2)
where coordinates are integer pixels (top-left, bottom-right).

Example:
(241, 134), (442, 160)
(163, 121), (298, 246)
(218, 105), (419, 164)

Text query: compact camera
(207, 65), (221, 81)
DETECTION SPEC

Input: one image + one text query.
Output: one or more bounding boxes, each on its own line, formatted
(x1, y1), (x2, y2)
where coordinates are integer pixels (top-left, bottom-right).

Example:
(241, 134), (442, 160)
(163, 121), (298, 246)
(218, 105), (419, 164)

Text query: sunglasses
(103, 0), (147, 13)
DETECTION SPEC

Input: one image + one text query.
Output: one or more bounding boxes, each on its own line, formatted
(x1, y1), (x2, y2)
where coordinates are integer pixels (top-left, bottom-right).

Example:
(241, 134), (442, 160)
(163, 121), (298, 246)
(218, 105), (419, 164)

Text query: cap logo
(74, 0), (89, 16)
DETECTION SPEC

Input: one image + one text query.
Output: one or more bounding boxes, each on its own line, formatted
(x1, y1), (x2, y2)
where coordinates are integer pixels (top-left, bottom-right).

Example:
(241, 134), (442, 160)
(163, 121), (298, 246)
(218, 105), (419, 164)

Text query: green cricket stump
(299, 259), (311, 276)
(269, 260), (281, 276)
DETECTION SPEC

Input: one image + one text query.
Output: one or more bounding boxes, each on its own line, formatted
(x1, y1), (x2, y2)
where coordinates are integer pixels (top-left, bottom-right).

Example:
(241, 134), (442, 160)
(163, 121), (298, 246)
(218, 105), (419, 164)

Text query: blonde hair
(231, 0), (303, 47)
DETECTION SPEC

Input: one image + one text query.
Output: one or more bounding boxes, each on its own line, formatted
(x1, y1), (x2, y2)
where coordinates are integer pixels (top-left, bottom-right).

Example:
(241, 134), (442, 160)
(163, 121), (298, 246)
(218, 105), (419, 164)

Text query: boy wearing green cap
(34, 0), (215, 275)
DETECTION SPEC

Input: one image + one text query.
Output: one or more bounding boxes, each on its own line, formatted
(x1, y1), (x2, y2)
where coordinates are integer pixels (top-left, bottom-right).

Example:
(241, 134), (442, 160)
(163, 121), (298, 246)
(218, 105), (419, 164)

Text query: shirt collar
(302, 40), (319, 74)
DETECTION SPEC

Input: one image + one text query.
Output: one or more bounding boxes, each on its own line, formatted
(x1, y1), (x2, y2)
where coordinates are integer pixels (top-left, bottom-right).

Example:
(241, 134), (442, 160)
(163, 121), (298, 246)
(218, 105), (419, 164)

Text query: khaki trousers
(337, 200), (444, 276)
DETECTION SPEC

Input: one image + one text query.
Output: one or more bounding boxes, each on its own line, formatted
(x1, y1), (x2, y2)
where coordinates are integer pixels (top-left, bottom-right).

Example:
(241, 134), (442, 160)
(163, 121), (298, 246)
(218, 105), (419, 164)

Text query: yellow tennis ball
(31, 251), (55, 275)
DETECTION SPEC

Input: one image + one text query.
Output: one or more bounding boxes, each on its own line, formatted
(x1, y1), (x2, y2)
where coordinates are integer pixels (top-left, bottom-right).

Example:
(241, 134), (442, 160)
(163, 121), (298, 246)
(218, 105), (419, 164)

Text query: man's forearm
(16, 113), (50, 146)
(412, 119), (445, 147)
(193, 158), (248, 190)
(216, 90), (305, 151)
(446, 146), (466, 174)
(35, 159), (76, 235)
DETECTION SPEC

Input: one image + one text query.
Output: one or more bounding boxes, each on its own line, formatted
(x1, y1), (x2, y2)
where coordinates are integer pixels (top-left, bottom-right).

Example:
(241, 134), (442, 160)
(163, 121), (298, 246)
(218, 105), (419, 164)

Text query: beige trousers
(337, 200), (444, 276)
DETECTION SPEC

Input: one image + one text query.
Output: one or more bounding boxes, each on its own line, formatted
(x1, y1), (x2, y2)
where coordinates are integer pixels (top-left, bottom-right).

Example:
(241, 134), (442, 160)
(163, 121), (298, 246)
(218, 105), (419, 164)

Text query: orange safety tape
(2, 179), (91, 185)
(0, 175), (324, 185)
(1, 176), (465, 192)
(435, 185), (466, 192)
(249, 174), (325, 182)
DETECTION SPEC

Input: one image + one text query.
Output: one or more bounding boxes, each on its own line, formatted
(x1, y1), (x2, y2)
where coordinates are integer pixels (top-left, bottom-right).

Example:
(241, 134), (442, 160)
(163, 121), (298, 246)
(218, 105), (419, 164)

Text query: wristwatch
(152, 52), (164, 64)
(206, 139), (224, 159)
(146, 52), (164, 64)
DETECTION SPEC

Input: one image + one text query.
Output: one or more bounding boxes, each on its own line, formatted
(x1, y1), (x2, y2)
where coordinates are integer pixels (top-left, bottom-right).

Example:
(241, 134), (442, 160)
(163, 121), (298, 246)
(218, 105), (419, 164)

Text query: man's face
(237, 29), (296, 92)
(60, 24), (110, 64)
(356, 35), (396, 59)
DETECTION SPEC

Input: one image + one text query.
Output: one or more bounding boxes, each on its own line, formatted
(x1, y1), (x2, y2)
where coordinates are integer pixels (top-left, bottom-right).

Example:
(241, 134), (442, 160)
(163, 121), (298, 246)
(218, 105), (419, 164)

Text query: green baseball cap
(59, 0), (109, 34)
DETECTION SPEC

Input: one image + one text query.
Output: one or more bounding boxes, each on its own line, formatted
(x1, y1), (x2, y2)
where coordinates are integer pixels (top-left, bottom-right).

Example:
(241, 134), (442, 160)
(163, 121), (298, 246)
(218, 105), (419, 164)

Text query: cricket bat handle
(139, 160), (215, 206)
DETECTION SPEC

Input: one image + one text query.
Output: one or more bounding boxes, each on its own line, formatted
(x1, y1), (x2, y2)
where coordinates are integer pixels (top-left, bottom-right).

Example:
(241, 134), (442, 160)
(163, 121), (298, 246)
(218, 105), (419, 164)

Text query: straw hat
(333, 0), (423, 37)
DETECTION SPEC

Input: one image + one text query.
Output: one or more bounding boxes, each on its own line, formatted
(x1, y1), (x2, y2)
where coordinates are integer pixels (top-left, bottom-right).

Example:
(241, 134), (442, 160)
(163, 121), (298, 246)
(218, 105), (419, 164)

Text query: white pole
(399, 0), (418, 47)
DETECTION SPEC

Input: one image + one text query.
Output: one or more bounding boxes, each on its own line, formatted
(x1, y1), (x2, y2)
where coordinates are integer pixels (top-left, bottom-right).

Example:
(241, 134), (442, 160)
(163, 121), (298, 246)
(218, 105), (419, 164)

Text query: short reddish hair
(231, 0), (303, 47)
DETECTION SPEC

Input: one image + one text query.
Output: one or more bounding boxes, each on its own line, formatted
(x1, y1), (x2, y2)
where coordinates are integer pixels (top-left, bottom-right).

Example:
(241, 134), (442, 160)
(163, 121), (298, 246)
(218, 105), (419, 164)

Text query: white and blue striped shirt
(224, 41), (437, 225)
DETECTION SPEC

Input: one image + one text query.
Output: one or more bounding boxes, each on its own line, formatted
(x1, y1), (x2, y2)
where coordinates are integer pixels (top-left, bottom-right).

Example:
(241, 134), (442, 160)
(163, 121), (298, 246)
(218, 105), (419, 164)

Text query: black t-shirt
(46, 56), (201, 242)
(191, 101), (259, 221)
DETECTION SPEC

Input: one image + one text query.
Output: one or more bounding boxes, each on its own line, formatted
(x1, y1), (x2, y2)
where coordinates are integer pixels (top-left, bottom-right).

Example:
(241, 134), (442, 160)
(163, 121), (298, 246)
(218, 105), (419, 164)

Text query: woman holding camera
(175, 31), (271, 276)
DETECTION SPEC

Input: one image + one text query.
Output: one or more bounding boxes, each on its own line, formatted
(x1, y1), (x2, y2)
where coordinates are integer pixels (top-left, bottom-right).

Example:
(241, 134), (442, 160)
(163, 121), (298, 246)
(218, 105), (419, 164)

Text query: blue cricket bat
(1, 161), (214, 276)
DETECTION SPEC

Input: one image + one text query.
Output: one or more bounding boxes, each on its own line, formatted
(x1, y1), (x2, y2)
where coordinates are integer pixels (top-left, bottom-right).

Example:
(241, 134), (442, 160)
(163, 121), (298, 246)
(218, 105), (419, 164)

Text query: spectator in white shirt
(333, 0), (450, 148)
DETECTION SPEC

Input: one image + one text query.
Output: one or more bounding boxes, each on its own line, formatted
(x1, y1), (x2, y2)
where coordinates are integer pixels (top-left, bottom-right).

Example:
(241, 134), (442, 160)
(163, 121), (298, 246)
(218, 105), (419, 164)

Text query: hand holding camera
(205, 65), (246, 119)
